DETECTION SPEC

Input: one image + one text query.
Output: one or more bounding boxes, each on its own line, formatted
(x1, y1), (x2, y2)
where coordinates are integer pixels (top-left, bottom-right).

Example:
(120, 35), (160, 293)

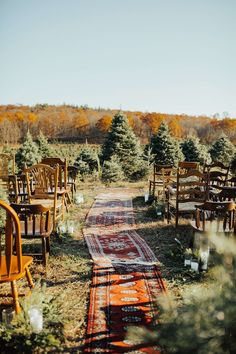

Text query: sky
(0, 0), (236, 117)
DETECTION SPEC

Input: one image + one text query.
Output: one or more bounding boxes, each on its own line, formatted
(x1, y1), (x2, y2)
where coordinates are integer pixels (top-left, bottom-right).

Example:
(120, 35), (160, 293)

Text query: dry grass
(0, 180), (214, 352)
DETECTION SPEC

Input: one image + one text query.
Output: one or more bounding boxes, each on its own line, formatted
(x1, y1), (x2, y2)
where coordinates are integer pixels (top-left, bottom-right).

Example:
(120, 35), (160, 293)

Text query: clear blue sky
(0, 0), (235, 117)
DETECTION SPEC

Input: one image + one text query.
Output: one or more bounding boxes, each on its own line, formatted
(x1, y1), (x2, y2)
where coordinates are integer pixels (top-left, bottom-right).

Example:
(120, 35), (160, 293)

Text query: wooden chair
(0, 200), (34, 314)
(149, 164), (174, 197)
(227, 176), (236, 187)
(8, 174), (28, 203)
(41, 157), (72, 209)
(191, 200), (236, 234)
(210, 187), (236, 203)
(67, 166), (78, 201)
(0, 153), (16, 199)
(24, 163), (62, 232)
(203, 161), (230, 188)
(167, 168), (209, 227)
(11, 203), (53, 267)
(0, 153), (15, 177)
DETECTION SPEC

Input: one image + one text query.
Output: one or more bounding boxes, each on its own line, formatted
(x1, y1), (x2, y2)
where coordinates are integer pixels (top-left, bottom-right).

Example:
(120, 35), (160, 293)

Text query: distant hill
(0, 104), (235, 145)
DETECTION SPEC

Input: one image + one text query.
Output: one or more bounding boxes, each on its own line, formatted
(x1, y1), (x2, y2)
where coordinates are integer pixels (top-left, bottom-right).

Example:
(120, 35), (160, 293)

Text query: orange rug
(83, 189), (166, 353)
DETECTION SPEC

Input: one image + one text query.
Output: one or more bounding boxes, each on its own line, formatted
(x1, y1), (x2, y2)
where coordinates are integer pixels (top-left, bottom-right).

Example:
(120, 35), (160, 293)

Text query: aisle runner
(83, 189), (166, 353)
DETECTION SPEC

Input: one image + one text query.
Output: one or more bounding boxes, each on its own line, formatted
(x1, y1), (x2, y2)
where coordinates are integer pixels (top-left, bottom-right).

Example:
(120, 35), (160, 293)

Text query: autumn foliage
(0, 104), (236, 145)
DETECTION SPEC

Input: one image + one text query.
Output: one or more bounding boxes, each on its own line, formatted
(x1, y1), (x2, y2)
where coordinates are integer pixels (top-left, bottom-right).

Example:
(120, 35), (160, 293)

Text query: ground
(0, 180), (213, 352)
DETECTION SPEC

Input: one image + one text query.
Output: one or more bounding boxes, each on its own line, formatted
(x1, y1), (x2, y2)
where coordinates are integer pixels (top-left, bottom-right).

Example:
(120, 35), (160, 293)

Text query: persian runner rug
(83, 189), (166, 353)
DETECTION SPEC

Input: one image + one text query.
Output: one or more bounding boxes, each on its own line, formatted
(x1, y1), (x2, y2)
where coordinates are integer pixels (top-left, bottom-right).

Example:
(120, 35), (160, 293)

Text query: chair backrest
(194, 200), (235, 233)
(150, 164), (175, 198)
(11, 203), (52, 237)
(176, 168), (209, 204)
(0, 200), (23, 278)
(211, 188), (236, 202)
(160, 167), (177, 197)
(41, 158), (67, 190)
(152, 164), (173, 183)
(178, 161), (199, 172)
(226, 176), (236, 187)
(24, 163), (59, 202)
(203, 161), (230, 186)
(8, 174), (28, 203)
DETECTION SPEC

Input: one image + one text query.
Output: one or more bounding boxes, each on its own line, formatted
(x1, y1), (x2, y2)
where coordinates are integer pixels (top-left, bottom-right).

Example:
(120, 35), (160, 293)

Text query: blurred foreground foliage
(127, 234), (236, 354)
(0, 282), (64, 353)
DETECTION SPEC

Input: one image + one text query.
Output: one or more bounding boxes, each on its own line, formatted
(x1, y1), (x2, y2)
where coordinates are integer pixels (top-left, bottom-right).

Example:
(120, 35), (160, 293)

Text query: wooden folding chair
(0, 200), (34, 314)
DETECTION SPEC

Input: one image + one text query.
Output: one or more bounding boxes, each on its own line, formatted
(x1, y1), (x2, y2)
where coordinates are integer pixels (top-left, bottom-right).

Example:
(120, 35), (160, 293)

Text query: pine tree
(230, 153), (236, 173)
(209, 135), (235, 165)
(101, 113), (148, 180)
(74, 146), (99, 179)
(181, 136), (211, 165)
(150, 122), (184, 166)
(37, 130), (51, 158)
(102, 155), (125, 183)
(15, 130), (41, 170)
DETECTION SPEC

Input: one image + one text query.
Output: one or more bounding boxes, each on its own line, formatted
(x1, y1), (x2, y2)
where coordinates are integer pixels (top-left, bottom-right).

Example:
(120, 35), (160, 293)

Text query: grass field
(0, 179), (214, 352)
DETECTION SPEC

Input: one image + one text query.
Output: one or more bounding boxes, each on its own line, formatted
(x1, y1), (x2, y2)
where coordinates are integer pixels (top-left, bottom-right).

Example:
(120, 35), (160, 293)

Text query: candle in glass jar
(29, 306), (43, 333)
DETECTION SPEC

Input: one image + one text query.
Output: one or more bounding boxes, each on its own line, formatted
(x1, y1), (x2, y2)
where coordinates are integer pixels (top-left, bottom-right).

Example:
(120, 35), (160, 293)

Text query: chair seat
(30, 198), (63, 209)
(0, 255), (33, 282)
(190, 219), (234, 233)
(170, 200), (203, 211)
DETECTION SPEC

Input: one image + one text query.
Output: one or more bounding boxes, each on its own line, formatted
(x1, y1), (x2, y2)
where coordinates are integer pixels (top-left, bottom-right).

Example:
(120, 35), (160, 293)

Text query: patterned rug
(83, 189), (166, 353)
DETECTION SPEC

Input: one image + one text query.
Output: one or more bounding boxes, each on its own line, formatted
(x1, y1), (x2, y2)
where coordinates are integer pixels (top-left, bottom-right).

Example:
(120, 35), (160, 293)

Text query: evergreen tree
(230, 153), (236, 173)
(15, 130), (41, 170)
(181, 136), (211, 165)
(102, 155), (125, 183)
(74, 147), (99, 179)
(209, 135), (235, 165)
(101, 113), (148, 180)
(150, 122), (184, 166)
(37, 130), (51, 158)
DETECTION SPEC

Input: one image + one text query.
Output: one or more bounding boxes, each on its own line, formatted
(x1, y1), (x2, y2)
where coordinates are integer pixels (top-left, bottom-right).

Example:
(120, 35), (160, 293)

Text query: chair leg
(42, 237), (47, 267)
(175, 213), (179, 228)
(11, 281), (21, 314)
(25, 267), (34, 289)
(46, 236), (50, 254)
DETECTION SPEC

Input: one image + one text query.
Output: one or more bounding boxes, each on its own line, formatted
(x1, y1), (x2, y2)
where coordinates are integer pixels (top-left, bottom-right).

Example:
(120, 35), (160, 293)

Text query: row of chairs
(149, 161), (230, 197)
(0, 158), (79, 314)
(0, 154), (80, 313)
(148, 161), (236, 227)
(0, 157), (79, 267)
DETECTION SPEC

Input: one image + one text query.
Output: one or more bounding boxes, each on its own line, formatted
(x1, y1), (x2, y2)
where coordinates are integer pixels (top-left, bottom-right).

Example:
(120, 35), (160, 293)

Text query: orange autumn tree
(168, 117), (183, 138)
(74, 109), (90, 133)
(96, 114), (113, 133)
(141, 113), (165, 136)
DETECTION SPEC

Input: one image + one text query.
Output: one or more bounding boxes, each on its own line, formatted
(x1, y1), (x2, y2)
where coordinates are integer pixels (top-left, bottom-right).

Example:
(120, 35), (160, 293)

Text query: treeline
(0, 104), (236, 145)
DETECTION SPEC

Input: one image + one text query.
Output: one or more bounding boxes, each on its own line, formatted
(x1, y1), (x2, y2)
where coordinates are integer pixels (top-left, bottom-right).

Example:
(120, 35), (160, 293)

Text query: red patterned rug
(83, 189), (166, 353)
